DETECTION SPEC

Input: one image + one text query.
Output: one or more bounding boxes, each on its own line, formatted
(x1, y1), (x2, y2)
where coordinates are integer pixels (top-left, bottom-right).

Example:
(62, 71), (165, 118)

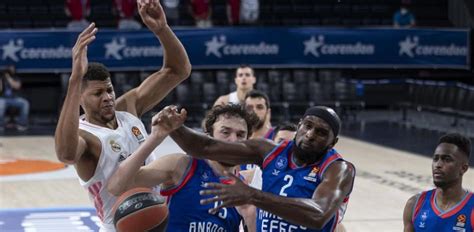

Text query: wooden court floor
(1, 135), (473, 232)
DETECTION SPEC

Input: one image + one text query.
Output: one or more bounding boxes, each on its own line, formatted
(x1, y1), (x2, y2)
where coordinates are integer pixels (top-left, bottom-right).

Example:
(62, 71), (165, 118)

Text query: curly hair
(438, 133), (471, 158)
(82, 62), (111, 87)
(203, 104), (259, 138)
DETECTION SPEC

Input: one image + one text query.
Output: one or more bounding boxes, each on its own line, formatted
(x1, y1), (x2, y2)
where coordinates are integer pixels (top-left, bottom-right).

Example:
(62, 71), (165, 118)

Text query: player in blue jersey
(107, 104), (259, 232)
(159, 105), (356, 232)
(403, 133), (473, 232)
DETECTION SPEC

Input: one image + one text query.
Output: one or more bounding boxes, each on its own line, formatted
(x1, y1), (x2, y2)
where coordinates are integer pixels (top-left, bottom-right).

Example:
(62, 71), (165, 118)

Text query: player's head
(273, 122), (297, 143)
(294, 106), (341, 164)
(80, 62), (116, 123)
(234, 64), (256, 92)
(244, 90), (271, 130)
(432, 133), (470, 188)
(204, 104), (259, 142)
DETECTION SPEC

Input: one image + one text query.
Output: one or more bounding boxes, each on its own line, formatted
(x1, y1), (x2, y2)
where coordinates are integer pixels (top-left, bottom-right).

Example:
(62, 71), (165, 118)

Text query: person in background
(189, 0), (212, 28)
(114, 0), (142, 30)
(0, 64), (29, 131)
(65, 0), (91, 30)
(393, 4), (416, 28)
(214, 65), (256, 106)
(403, 133), (473, 232)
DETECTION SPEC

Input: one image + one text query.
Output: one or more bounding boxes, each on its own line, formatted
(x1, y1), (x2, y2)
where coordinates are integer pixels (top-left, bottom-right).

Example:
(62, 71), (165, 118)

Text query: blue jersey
(412, 189), (473, 232)
(256, 140), (353, 232)
(240, 127), (275, 171)
(161, 158), (242, 232)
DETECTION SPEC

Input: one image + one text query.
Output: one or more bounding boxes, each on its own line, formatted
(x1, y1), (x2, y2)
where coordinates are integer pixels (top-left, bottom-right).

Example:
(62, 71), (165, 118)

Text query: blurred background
(1, 0), (473, 164)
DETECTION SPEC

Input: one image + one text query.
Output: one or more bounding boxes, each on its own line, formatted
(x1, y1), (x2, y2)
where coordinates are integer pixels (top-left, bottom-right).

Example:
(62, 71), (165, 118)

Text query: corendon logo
(399, 36), (467, 58)
(1, 39), (71, 62)
(205, 35), (279, 58)
(303, 35), (375, 57)
(104, 37), (163, 60)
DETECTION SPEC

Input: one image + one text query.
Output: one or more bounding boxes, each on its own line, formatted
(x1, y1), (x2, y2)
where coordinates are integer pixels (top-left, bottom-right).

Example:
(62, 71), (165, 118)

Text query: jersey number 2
(279, 175), (294, 196)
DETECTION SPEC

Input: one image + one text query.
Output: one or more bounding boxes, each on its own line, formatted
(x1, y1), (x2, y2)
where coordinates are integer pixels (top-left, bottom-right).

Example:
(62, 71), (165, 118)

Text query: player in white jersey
(214, 65), (256, 106)
(54, 0), (191, 231)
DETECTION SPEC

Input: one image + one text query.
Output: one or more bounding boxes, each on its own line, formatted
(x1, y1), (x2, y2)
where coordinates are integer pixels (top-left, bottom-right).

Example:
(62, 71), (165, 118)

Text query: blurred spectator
(0, 65), (29, 131)
(114, 0), (142, 30)
(393, 4), (416, 28)
(227, 0), (240, 25)
(240, 0), (259, 24)
(162, 0), (180, 26)
(188, 0), (212, 28)
(65, 0), (91, 30)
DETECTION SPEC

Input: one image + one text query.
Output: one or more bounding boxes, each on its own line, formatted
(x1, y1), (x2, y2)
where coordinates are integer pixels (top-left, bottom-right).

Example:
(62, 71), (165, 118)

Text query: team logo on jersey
(131, 126), (145, 144)
(109, 140), (122, 152)
(418, 211), (428, 228)
(454, 214), (466, 229)
(275, 156), (287, 170)
(304, 166), (319, 182)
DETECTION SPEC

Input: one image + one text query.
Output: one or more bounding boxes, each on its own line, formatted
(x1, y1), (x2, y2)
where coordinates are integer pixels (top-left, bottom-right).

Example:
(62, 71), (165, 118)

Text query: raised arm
(55, 23), (97, 164)
(403, 195), (417, 232)
(116, 0), (191, 117)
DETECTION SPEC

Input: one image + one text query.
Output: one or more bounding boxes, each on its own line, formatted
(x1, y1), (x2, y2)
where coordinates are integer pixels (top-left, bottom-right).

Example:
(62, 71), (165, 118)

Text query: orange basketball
(112, 187), (168, 232)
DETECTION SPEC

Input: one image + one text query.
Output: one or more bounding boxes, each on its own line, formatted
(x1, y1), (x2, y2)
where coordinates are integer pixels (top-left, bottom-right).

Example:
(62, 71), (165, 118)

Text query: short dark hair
(274, 122), (297, 135)
(204, 104), (259, 138)
(245, 90), (271, 109)
(235, 64), (255, 76)
(438, 133), (471, 158)
(83, 62), (111, 85)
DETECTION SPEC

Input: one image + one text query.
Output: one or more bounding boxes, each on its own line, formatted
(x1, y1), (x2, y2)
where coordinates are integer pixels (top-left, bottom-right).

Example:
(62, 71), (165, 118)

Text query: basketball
(112, 187), (168, 232)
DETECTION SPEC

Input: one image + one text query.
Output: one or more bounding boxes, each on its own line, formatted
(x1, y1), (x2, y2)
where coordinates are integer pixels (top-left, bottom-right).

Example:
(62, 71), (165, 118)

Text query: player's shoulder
(214, 94), (230, 106)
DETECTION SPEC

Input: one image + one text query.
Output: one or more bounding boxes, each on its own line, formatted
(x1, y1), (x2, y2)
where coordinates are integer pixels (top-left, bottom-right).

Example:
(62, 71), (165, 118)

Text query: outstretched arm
(108, 106), (188, 195)
(201, 161), (355, 230)
(156, 105), (273, 165)
(403, 195), (417, 232)
(116, 0), (191, 117)
(171, 125), (271, 165)
(55, 23), (97, 164)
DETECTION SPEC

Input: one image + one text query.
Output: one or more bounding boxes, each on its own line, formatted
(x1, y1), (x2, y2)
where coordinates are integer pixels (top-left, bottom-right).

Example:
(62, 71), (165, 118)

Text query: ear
(330, 137), (339, 148)
(460, 162), (468, 175)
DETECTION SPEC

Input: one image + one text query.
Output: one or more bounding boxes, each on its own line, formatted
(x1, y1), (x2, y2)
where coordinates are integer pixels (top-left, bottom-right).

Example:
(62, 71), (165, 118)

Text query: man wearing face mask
(393, 4), (416, 28)
(159, 105), (356, 232)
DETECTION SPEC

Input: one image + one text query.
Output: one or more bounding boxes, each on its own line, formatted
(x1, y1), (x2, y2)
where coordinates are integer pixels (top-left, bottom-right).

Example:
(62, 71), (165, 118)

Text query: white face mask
(401, 8), (408, 14)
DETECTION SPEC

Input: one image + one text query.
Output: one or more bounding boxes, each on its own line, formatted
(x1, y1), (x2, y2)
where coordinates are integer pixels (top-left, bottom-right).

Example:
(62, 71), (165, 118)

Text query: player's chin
(101, 110), (116, 122)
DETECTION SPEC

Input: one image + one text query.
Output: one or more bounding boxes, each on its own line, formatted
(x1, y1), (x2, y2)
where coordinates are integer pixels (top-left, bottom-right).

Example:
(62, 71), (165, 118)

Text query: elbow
(56, 150), (77, 165)
(307, 215), (331, 230)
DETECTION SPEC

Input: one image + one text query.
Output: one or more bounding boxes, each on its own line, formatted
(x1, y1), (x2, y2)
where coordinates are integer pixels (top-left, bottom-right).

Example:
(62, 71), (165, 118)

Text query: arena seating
(0, 0), (451, 29)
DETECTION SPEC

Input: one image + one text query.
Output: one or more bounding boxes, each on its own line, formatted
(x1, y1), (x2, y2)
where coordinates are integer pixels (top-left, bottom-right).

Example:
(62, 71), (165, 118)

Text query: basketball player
(272, 122), (297, 143)
(403, 133), (473, 232)
(244, 90), (274, 140)
(160, 105), (356, 232)
(54, 0), (191, 231)
(107, 104), (259, 232)
(214, 65), (256, 106)
(241, 121), (297, 232)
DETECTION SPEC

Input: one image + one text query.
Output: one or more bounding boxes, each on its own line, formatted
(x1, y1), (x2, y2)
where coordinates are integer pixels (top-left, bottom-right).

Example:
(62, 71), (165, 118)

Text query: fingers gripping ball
(112, 188), (168, 232)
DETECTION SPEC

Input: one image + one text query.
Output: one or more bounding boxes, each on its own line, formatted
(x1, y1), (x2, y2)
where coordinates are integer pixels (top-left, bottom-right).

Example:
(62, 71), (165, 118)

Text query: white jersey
(228, 91), (240, 104)
(240, 0), (259, 23)
(78, 111), (158, 231)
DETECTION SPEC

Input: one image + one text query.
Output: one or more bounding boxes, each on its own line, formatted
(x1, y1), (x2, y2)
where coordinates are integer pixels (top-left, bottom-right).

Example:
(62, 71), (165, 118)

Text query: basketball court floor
(1, 135), (473, 232)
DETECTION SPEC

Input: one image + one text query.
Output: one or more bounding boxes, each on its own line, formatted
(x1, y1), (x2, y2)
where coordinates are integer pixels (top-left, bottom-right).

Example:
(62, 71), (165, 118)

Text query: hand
(199, 171), (254, 214)
(137, 0), (167, 34)
(71, 23), (97, 79)
(151, 105), (187, 136)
